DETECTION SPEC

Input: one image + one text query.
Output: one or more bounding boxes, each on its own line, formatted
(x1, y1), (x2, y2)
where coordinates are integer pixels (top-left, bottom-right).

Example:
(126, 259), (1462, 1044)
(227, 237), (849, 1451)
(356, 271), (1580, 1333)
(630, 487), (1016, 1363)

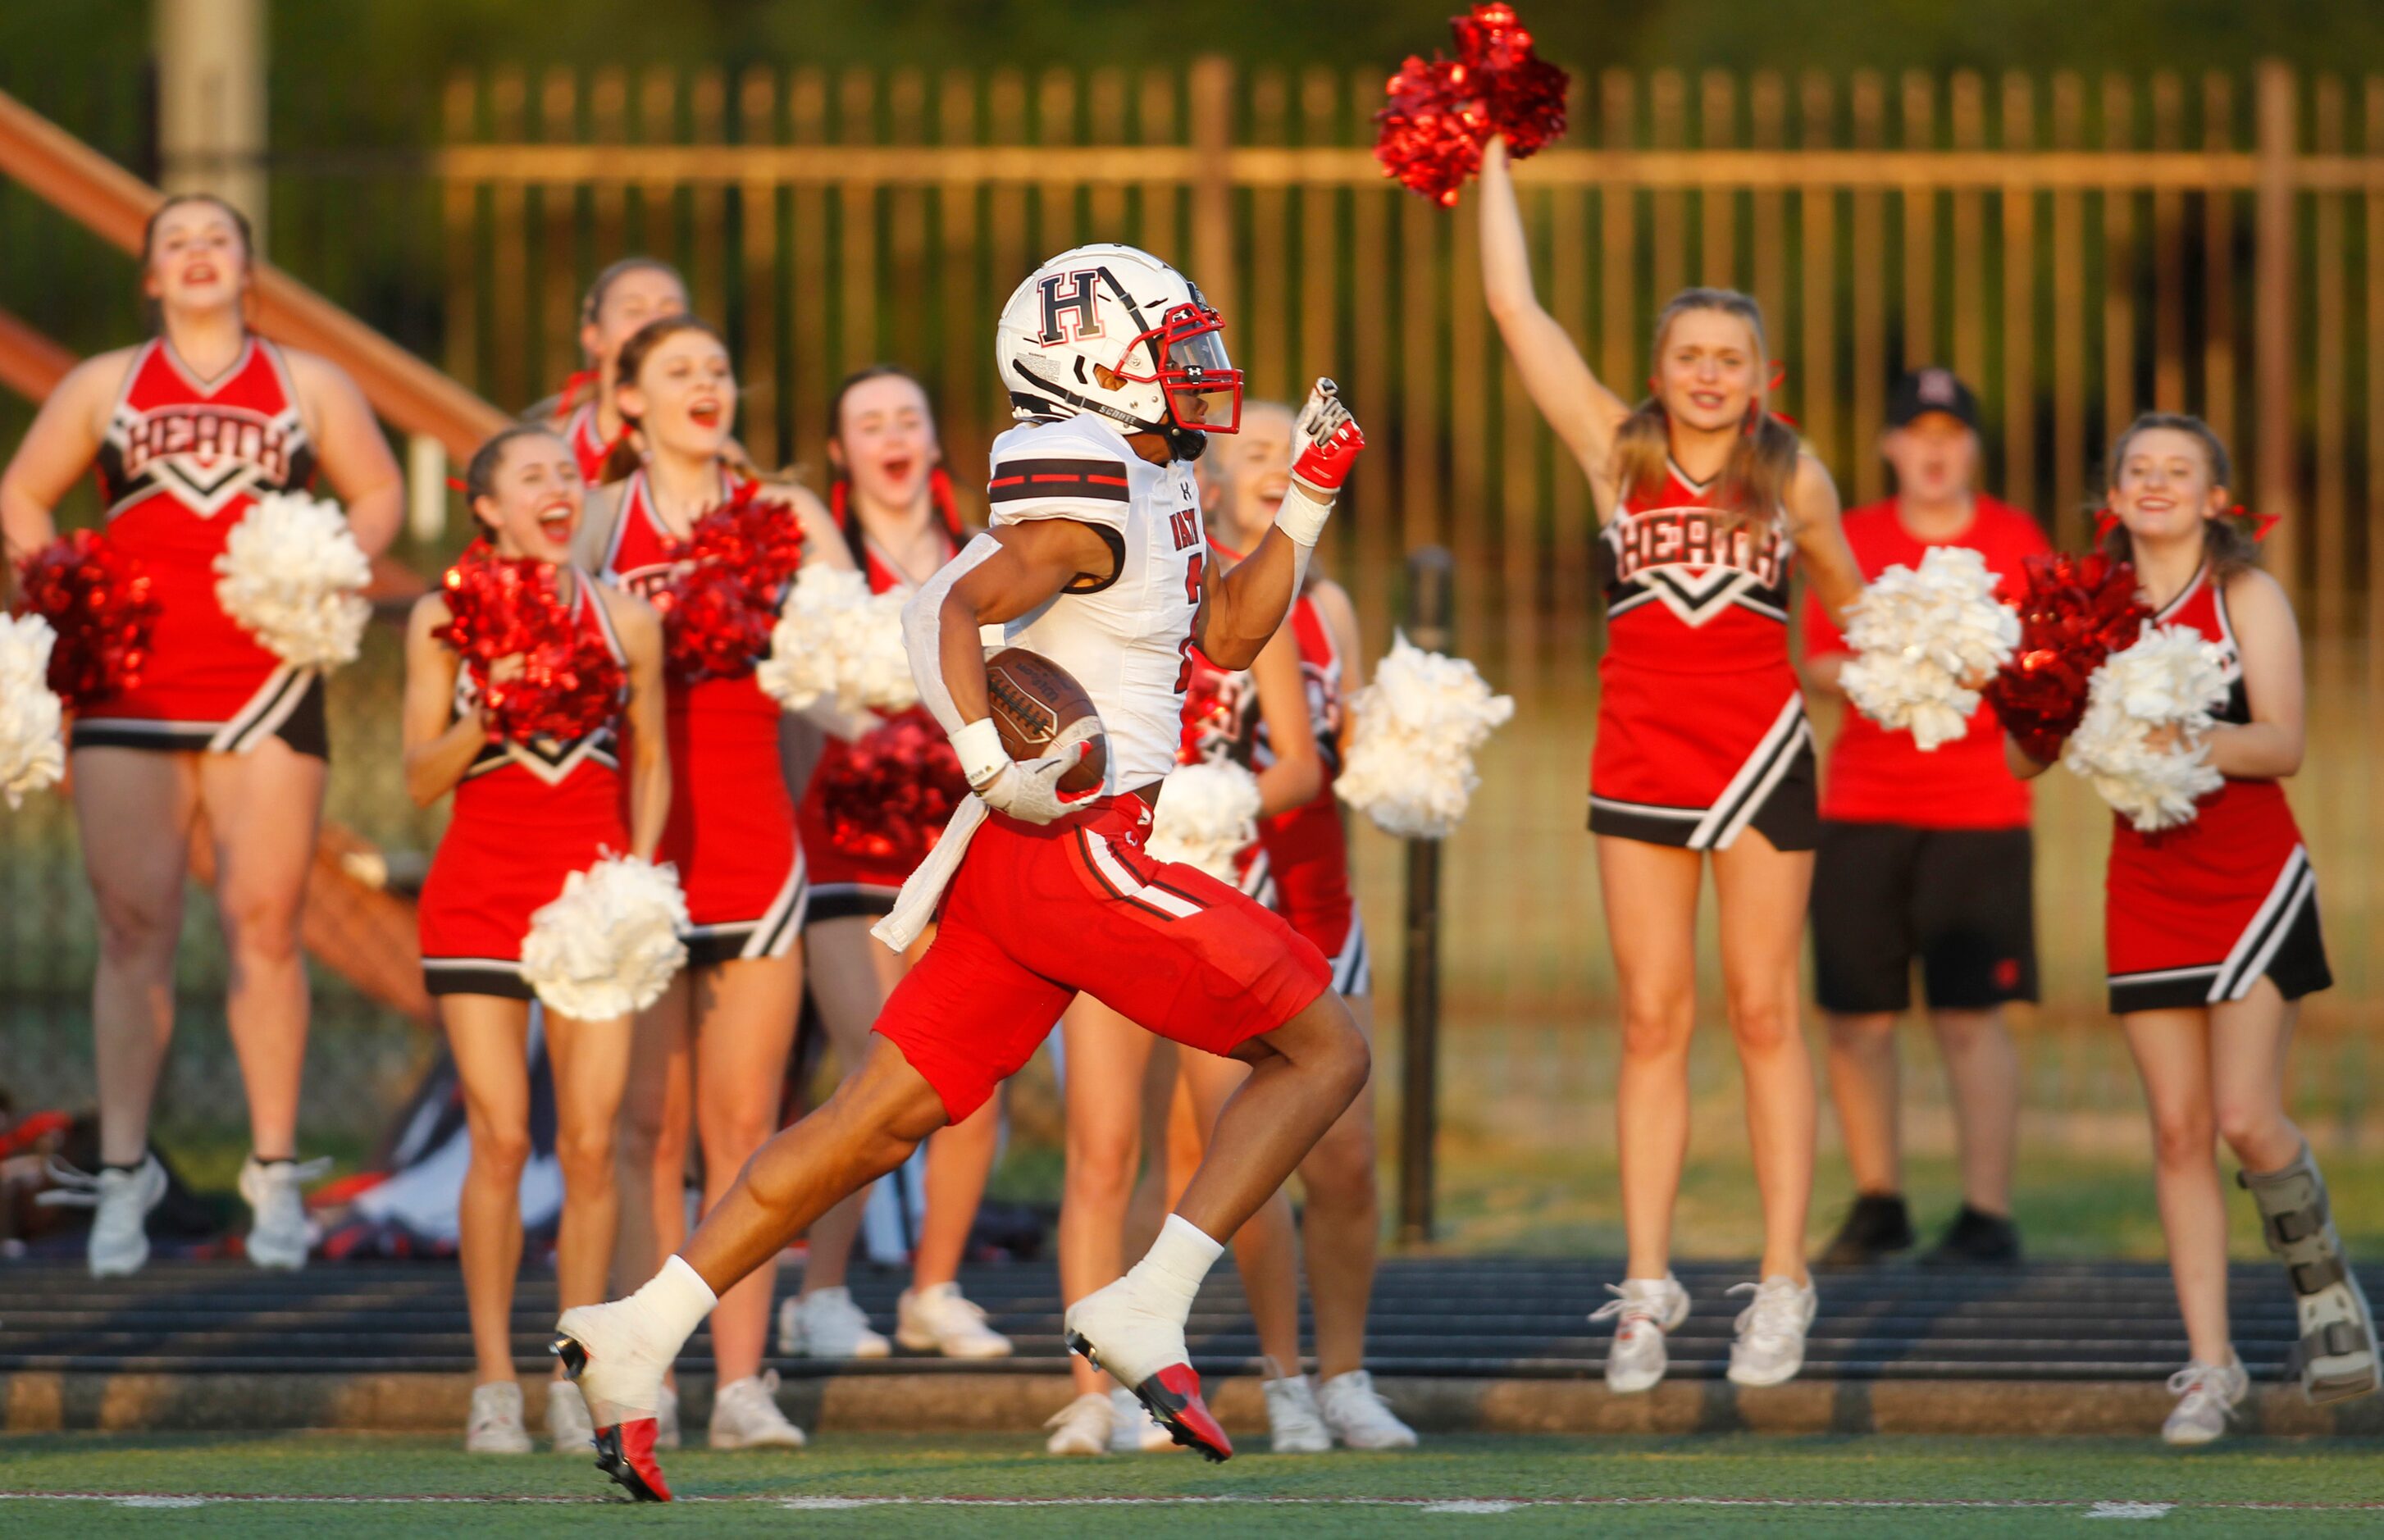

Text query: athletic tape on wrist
(1275, 479), (1333, 549)
(950, 717), (1007, 789)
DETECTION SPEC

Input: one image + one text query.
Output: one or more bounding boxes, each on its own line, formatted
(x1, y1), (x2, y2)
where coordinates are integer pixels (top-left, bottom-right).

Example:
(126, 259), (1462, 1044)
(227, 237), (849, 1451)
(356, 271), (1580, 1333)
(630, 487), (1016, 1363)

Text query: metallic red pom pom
(435, 544), (626, 745)
(1374, 4), (1570, 205)
(11, 530), (160, 708)
(655, 482), (806, 684)
(820, 710), (970, 868)
(1982, 552), (2151, 764)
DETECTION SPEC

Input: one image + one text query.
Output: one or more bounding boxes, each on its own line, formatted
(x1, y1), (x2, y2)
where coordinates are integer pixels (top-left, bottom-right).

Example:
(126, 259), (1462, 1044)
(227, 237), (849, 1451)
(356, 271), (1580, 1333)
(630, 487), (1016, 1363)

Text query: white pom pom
(212, 491), (374, 671)
(1145, 759), (1262, 882)
(519, 854), (691, 1021)
(0, 613), (66, 809)
(849, 590), (920, 713)
(2061, 623), (2231, 832)
(756, 565), (867, 712)
(1839, 545), (2019, 751)
(1334, 632), (1516, 839)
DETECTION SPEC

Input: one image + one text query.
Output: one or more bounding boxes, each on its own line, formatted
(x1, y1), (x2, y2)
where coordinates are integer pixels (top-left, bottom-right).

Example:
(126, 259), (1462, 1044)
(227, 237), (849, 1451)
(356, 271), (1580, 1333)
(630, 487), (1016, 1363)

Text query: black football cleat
(553, 1333), (672, 1502)
(1067, 1328), (1233, 1462)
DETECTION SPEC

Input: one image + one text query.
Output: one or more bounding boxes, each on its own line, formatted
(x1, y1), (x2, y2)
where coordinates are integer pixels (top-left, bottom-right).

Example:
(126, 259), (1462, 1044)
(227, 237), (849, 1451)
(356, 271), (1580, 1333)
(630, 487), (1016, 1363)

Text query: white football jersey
(984, 412), (1206, 794)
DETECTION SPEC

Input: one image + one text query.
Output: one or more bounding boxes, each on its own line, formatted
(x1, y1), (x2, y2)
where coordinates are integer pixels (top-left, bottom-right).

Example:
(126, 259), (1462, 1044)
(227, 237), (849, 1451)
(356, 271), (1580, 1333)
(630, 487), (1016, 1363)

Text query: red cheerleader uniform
(77, 336), (327, 756)
(1258, 592), (1366, 996)
(795, 511), (960, 925)
(418, 574), (629, 1000)
(1588, 460), (1817, 850)
(556, 402), (613, 487)
(1174, 540), (1278, 904)
(2104, 564), (2332, 1014)
(599, 470), (808, 967)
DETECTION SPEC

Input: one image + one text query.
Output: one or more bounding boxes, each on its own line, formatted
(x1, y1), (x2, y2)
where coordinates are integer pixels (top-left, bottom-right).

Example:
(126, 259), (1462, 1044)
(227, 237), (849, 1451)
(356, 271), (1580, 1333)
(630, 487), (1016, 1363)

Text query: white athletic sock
(632, 1254), (719, 1351)
(1123, 1214), (1225, 1320)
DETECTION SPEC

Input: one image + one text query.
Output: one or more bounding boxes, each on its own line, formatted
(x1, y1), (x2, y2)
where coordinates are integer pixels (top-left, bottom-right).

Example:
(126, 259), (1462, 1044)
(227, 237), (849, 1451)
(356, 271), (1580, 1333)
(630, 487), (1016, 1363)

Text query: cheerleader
(575, 314), (846, 1451)
(778, 366), (1009, 1364)
(2012, 414), (2372, 1444)
(1479, 138), (1865, 1390)
(1042, 438), (1322, 1458)
(1222, 403), (1414, 1446)
(533, 258), (691, 484)
(0, 193), (403, 1277)
(403, 426), (668, 1454)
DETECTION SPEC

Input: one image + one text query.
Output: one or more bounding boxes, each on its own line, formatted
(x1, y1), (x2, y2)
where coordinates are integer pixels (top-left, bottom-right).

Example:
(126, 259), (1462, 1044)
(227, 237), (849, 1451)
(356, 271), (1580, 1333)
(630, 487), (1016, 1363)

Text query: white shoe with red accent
(1590, 1274), (1691, 1395)
(1064, 1278), (1232, 1462)
(552, 1297), (680, 1501)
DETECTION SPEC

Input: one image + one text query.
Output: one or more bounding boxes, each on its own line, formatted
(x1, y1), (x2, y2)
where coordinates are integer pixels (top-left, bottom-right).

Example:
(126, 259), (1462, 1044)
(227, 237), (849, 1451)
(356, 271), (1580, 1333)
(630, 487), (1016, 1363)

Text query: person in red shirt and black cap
(1801, 367), (2049, 1266)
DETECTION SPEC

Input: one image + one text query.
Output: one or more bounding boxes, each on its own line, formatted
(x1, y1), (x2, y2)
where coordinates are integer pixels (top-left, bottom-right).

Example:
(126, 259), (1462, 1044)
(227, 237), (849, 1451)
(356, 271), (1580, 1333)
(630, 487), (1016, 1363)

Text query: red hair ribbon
(556, 368), (601, 416)
(1748, 361), (1798, 435)
(445, 475), (472, 494)
(2094, 507), (2120, 543)
(2228, 504), (2282, 543)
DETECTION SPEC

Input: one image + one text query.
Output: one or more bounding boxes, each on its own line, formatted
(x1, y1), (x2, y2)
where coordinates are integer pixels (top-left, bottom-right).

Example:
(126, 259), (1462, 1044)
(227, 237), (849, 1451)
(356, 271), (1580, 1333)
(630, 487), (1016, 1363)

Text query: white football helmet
(994, 244), (1242, 458)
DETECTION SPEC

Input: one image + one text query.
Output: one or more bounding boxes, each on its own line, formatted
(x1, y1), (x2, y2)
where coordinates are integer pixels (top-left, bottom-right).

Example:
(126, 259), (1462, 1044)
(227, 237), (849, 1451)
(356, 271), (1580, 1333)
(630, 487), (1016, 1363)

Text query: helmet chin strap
(1163, 424), (1210, 462)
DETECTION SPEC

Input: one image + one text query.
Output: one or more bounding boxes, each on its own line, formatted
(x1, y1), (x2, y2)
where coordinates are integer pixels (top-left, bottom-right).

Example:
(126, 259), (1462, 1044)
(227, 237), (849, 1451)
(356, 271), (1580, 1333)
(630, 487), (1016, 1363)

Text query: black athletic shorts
(1810, 820), (2038, 1014)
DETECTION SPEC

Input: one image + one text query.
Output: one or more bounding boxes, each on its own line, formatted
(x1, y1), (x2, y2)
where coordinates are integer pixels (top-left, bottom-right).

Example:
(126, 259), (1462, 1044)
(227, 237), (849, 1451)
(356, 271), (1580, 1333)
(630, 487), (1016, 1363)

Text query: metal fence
(6, 58), (2384, 1161)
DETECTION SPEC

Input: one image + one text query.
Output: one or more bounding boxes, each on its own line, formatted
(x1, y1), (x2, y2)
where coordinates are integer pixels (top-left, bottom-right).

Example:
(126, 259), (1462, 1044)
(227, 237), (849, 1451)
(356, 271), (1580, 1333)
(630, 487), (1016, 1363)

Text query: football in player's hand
(986, 647), (1108, 795)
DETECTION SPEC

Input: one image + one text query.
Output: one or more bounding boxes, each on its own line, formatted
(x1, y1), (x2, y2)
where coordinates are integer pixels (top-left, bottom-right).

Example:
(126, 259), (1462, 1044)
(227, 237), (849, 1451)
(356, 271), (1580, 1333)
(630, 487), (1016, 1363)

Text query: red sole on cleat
(552, 1333), (672, 1501)
(1065, 1331), (1232, 1462)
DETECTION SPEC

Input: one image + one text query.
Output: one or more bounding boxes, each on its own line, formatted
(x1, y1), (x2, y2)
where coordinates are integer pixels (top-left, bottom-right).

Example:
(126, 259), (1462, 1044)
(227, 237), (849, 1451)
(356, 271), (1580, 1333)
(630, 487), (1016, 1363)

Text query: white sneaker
(1316, 1369), (1420, 1450)
(1262, 1367), (1332, 1454)
(2163, 1357), (2250, 1447)
(546, 1379), (595, 1456)
(239, 1155), (330, 1271)
(1107, 1386), (1175, 1452)
(896, 1283), (1014, 1359)
(1043, 1391), (1115, 1456)
(1589, 1274), (1691, 1394)
(780, 1287), (892, 1360)
(1726, 1275), (1819, 1387)
(654, 1383), (681, 1451)
(71, 1155), (167, 1278)
(708, 1369), (808, 1450)
(466, 1381), (533, 1454)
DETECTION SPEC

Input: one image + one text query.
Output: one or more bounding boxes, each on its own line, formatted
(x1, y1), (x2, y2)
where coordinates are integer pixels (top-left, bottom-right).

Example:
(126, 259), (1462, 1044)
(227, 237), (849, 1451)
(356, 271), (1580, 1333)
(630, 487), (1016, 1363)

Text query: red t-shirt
(1803, 495), (2051, 829)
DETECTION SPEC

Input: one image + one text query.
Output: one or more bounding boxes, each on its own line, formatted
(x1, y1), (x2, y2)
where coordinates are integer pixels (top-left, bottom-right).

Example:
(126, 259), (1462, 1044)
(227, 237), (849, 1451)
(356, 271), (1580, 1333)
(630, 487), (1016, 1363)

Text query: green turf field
(2, 1433), (2379, 1537)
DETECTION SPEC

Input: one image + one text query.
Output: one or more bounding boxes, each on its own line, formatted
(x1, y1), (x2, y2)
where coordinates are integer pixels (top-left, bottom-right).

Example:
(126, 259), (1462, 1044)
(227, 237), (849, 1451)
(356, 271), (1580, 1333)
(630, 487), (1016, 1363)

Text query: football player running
(553, 244), (1371, 1501)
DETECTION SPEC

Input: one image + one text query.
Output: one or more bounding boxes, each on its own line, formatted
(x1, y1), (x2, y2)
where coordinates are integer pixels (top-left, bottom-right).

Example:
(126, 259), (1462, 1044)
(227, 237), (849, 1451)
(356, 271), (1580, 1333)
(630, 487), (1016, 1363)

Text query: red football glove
(1290, 379), (1365, 494)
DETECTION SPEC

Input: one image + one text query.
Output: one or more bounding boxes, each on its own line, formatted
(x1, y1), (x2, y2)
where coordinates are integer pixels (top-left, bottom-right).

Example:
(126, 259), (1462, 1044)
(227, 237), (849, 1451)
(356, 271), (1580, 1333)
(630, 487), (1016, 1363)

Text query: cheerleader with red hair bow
(777, 366), (1014, 1366)
(2004, 414), (2368, 1445)
(573, 314), (850, 1452)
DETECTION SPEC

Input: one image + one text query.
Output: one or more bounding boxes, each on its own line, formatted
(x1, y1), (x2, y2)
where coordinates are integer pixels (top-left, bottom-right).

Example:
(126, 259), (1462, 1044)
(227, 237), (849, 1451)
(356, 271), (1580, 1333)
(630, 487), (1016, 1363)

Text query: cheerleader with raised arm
(1478, 137), (1865, 1391)
(576, 315), (847, 1451)
(777, 366), (1010, 1365)
(404, 426), (668, 1454)
(2009, 414), (2374, 1444)
(0, 194), (403, 1277)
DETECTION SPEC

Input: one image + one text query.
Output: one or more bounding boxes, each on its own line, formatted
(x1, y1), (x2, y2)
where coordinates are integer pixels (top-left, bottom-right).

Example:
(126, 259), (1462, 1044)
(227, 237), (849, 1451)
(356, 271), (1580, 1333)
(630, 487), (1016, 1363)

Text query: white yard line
(0, 1492), (2378, 1512)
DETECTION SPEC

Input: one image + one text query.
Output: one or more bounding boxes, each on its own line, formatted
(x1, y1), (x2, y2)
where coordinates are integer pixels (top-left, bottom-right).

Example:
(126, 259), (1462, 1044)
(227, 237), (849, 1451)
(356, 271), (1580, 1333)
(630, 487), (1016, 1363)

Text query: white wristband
(1274, 479), (1333, 549)
(950, 716), (1008, 790)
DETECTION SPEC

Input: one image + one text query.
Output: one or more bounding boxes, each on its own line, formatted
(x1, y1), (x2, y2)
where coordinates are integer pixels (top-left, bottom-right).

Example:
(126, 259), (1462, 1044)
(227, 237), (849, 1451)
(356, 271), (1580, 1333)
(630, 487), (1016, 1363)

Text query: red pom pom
(818, 710), (969, 868)
(653, 481), (805, 683)
(1374, 4), (1569, 205)
(1451, 2), (1570, 156)
(11, 531), (159, 708)
(435, 544), (626, 745)
(1982, 552), (2151, 763)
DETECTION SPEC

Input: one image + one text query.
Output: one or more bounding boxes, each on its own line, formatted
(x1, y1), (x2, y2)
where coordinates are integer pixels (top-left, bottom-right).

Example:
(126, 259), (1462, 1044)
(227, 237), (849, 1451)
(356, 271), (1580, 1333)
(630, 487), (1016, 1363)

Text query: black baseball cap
(1887, 367), (1979, 431)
